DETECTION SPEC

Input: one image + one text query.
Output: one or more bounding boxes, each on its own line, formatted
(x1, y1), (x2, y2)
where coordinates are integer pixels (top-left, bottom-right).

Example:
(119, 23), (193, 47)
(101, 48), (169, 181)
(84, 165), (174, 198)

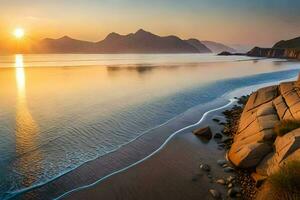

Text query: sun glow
(13, 28), (25, 39)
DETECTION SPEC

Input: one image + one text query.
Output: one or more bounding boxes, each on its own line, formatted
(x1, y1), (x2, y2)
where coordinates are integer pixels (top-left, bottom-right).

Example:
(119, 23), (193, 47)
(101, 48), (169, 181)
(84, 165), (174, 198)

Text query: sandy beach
(60, 102), (236, 200)
(12, 98), (235, 200)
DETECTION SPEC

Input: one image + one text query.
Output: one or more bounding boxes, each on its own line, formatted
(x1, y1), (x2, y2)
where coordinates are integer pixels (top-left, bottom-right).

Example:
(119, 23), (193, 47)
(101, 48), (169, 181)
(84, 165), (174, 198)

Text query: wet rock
(222, 164), (228, 168)
(218, 143), (225, 147)
(227, 187), (241, 197)
(213, 118), (220, 123)
(193, 127), (212, 140)
(217, 159), (227, 166)
(200, 164), (211, 172)
(224, 167), (235, 173)
(209, 189), (221, 199)
(227, 176), (235, 183)
(216, 179), (226, 185)
(214, 133), (223, 139)
(251, 172), (267, 187)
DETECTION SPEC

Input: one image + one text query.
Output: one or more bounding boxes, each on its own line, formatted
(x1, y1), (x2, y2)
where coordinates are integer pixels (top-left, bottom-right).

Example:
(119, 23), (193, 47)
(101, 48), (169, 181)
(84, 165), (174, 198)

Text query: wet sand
(13, 99), (234, 200)
(62, 106), (235, 200)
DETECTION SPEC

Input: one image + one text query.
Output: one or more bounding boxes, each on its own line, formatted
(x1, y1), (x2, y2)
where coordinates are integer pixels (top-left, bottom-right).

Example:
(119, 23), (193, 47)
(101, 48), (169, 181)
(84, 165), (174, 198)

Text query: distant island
(13, 29), (236, 54)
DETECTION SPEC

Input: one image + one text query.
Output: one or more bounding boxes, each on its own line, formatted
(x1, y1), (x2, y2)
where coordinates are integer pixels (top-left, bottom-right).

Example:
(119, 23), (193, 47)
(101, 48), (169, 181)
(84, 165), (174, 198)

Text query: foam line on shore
(54, 99), (236, 200)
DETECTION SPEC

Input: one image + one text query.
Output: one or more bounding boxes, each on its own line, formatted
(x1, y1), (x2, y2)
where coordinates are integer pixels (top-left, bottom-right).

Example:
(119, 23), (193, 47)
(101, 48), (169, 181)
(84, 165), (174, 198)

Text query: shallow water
(0, 54), (299, 199)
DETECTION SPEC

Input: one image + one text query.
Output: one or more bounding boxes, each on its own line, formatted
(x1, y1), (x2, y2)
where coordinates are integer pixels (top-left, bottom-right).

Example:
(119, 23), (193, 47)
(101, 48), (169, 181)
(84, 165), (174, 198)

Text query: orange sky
(1, 0), (300, 49)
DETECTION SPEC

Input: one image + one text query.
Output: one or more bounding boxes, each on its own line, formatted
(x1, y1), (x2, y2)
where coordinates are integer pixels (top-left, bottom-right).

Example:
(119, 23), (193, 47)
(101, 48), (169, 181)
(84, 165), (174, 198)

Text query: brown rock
(251, 172), (267, 187)
(193, 126), (212, 140)
(229, 142), (272, 168)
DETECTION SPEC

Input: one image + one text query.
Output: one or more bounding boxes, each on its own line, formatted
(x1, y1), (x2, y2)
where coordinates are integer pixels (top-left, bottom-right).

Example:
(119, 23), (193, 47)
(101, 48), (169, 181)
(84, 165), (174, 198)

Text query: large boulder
(256, 128), (300, 176)
(228, 87), (279, 168)
(243, 85), (278, 114)
(278, 81), (300, 119)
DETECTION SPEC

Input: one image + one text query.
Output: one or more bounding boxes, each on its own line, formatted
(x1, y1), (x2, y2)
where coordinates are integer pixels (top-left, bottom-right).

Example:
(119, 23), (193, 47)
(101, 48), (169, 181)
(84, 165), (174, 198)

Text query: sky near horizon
(0, 0), (300, 47)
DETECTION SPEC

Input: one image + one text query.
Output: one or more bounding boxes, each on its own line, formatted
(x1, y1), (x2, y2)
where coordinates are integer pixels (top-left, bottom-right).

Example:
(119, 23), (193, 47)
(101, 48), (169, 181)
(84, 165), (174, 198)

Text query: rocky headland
(218, 36), (300, 60)
(225, 77), (300, 199)
(247, 36), (300, 60)
(247, 47), (300, 60)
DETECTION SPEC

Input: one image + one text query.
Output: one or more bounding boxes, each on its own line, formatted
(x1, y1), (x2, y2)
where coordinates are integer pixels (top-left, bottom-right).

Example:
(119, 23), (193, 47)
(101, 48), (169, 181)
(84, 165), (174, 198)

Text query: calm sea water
(0, 54), (299, 199)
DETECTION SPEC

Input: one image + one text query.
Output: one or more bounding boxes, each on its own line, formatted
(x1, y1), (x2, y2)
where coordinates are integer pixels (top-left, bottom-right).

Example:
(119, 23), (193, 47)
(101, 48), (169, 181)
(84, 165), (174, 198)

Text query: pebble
(209, 189), (221, 199)
(227, 176), (235, 182)
(200, 164), (211, 172)
(227, 187), (241, 197)
(217, 159), (227, 166)
(212, 118), (220, 123)
(216, 179), (226, 185)
(227, 183), (233, 188)
(214, 133), (223, 139)
(224, 167), (235, 173)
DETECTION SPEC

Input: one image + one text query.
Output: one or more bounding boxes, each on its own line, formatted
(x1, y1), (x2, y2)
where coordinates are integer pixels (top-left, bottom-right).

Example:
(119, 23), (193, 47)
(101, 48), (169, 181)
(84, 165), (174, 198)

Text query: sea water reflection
(14, 55), (41, 188)
(0, 54), (299, 199)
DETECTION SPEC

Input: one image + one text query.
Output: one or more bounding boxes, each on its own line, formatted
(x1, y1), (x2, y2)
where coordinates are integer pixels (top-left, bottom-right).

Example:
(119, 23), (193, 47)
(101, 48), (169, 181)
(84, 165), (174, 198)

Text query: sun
(13, 28), (25, 39)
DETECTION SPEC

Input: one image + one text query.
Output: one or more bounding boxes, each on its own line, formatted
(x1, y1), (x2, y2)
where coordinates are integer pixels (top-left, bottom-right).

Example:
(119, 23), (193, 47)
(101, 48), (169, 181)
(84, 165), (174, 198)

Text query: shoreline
(62, 100), (238, 200)
(10, 77), (298, 200)
(11, 97), (233, 200)
(55, 100), (236, 200)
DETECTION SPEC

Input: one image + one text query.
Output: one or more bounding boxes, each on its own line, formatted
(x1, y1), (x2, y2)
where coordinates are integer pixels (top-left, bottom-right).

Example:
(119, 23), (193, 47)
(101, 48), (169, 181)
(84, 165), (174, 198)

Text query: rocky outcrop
(256, 129), (300, 176)
(247, 36), (300, 60)
(228, 80), (300, 172)
(228, 89), (279, 168)
(247, 47), (300, 60)
(218, 51), (245, 56)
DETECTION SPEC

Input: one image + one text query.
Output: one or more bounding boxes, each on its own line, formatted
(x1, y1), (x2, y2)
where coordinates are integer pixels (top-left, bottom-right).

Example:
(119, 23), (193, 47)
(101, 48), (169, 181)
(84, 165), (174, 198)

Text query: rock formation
(247, 36), (300, 60)
(228, 78), (300, 175)
(247, 47), (300, 59)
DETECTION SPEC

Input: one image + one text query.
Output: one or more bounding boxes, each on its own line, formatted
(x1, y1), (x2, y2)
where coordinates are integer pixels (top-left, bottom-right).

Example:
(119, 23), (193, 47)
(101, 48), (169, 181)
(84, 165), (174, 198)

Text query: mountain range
(28, 29), (234, 54)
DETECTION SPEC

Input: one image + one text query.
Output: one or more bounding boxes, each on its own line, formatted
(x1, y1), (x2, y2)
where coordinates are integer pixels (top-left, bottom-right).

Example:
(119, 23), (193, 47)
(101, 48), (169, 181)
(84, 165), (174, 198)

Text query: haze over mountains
(27, 29), (234, 54)
(201, 41), (236, 53)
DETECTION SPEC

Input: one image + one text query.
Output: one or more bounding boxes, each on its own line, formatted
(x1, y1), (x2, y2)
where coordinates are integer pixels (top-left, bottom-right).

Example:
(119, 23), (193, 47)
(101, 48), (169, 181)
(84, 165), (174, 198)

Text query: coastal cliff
(228, 78), (300, 199)
(247, 36), (300, 59)
(247, 47), (300, 59)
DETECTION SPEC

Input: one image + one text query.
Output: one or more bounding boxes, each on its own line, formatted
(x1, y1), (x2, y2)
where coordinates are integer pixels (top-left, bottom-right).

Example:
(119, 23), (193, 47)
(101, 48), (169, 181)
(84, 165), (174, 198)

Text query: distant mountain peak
(185, 38), (212, 53)
(59, 35), (73, 40)
(105, 32), (121, 40)
(134, 29), (155, 37)
(135, 29), (147, 34)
